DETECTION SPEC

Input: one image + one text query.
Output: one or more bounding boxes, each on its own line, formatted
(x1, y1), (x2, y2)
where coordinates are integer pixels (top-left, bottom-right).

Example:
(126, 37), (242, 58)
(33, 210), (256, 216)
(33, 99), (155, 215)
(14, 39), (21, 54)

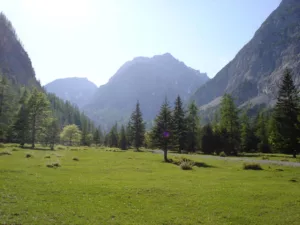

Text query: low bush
(46, 161), (61, 168)
(0, 143), (5, 148)
(219, 151), (227, 157)
(262, 156), (269, 160)
(180, 161), (194, 170)
(0, 150), (12, 156)
(25, 153), (32, 158)
(243, 163), (263, 170)
(44, 155), (51, 159)
(72, 157), (79, 161)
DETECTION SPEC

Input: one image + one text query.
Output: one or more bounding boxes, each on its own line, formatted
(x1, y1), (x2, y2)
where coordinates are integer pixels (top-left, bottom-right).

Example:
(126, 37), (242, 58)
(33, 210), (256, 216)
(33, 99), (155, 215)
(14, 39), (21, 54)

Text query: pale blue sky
(1, 0), (281, 86)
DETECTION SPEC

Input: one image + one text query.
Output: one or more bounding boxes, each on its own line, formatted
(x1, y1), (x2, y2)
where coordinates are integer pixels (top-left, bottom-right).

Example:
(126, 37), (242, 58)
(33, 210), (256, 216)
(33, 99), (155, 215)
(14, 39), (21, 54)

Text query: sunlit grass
(0, 145), (299, 225)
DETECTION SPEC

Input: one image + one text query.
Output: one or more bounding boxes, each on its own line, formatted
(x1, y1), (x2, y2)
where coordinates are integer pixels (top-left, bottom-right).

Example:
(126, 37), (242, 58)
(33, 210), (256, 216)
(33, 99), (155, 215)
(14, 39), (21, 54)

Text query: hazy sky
(1, 0), (281, 86)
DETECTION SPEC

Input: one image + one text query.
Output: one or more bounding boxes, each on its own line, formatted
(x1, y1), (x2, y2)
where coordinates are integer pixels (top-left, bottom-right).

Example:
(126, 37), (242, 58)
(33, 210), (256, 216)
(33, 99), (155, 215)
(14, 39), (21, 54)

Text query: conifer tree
(255, 111), (270, 153)
(27, 88), (50, 149)
(273, 69), (300, 157)
(173, 95), (187, 153)
(119, 125), (127, 150)
(151, 99), (174, 162)
(129, 101), (145, 151)
(45, 119), (60, 150)
(109, 123), (119, 147)
(240, 110), (253, 152)
(201, 124), (215, 154)
(219, 94), (240, 155)
(186, 101), (201, 152)
(14, 89), (30, 147)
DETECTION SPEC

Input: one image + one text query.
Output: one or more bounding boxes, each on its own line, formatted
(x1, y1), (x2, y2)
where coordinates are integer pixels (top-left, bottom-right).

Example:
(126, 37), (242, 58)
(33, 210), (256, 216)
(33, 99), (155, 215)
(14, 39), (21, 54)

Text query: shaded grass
(0, 146), (300, 225)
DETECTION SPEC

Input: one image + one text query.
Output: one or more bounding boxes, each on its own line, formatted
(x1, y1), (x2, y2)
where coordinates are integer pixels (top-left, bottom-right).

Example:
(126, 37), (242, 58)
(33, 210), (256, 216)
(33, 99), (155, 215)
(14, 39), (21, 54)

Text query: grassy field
(0, 145), (300, 225)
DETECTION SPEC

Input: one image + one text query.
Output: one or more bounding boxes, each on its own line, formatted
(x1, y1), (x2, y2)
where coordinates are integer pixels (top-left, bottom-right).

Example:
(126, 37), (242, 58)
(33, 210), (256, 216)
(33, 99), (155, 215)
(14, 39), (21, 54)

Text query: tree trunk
(293, 150), (296, 158)
(163, 149), (168, 162)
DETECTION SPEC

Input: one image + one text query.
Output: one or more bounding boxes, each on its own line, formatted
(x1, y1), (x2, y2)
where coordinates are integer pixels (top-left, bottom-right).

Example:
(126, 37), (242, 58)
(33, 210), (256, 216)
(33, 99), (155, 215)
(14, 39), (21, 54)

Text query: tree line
(1, 69), (299, 160)
(102, 69), (300, 161)
(0, 74), (96, 149)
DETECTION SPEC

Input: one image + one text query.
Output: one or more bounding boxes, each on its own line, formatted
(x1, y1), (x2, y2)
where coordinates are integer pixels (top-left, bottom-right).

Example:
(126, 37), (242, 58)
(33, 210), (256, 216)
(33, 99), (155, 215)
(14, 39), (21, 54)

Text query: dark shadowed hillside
(45, 77), (97, 108)
(0, 12), (39, 86)
(192, 0), (300, 112)
(85, 53), (209, 128)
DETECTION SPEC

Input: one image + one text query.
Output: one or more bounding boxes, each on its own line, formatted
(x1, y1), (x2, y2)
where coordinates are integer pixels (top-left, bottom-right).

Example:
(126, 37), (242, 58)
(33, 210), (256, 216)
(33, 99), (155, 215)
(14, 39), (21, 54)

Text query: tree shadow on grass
(166, 158), (216, 168)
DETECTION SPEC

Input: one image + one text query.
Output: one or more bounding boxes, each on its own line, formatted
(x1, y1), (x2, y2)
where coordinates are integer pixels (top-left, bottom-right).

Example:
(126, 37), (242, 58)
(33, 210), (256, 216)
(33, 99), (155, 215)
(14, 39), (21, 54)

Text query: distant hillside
(85, 53), (209, 128)
(0, 12), (39, 87)
(191, 0), (300, 116)
(45, 77), (97, 108)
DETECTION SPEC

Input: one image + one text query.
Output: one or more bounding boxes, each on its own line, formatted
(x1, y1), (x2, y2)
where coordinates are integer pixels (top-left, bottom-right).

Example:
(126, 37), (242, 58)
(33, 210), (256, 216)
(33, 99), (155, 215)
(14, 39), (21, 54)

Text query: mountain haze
(85, 53), (209, 128)
(192, 0), (300, 111)
(45, 77), (97, 108)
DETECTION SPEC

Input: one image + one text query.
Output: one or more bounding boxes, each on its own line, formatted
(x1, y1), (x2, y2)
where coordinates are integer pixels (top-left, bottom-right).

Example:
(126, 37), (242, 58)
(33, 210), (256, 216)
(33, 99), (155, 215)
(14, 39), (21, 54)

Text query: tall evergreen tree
(151, 99), (174, 162)
(13, 89), (30, 147)
(119, 125), (127, 150)
(186, 101), (201, 152)
(273, 69), (300, 157)
(255, 111), (270, 153)
(27, 88), (50, 149)
(240, 110), (253, 152)
(201, 124), (215, 154)
(108, 123), (119, 147)
(126, 121), (132, 147)
(129, 101), (145, 151)
(45, 119), (60, 150)
(93, 126), (103, 146)
(219, 94), (240, 155)
(173, 95), (187, 153)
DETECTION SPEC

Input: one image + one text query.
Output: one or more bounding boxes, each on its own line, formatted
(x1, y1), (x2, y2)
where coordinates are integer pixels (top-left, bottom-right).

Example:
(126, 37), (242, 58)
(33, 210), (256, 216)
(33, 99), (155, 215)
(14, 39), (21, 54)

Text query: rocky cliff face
(0, 13), (39, 86)
(85, 53), (209, 127)
(45, 77), (98, 108)
(192, 0), (300, 109)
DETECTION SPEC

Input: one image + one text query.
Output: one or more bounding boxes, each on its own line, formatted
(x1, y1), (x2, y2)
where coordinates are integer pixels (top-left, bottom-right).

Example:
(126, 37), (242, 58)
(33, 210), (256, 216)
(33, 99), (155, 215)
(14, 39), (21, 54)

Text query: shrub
(12, 148), (19, 151)
(44, 155), (51, 159)
(57, 146), (65, 150)
(173, 156), (193, 165)
(25, 153), (32, 158)
(0, 150), (12, 156)
(0, 143), (5, 148)
(72, 157), (79, 161)
(262, 156), (269, 160)
(219, 151), (227, 157)
(180, 161), (194, 170)
(46, 161), (61, 168)
(243, 163), (263, 170)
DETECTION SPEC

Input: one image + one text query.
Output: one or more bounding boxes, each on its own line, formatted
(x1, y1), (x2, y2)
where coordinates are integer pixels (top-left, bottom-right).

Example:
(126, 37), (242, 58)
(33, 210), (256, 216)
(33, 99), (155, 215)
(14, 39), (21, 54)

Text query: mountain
(85, 53), (209, 128)
(44, 77), (98, 108)
(0, 12), (39, 87)
(191, 0), (300, 113)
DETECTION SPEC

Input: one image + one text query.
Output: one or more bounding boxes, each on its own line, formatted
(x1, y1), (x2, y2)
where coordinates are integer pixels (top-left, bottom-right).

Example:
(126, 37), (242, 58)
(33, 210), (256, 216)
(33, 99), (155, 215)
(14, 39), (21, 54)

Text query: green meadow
(0, 145), (300, 225)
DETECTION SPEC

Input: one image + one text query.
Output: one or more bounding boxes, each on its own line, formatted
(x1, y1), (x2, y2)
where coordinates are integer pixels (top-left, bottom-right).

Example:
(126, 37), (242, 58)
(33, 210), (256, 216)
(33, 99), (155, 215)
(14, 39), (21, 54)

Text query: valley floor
(0, 145), (300, 225)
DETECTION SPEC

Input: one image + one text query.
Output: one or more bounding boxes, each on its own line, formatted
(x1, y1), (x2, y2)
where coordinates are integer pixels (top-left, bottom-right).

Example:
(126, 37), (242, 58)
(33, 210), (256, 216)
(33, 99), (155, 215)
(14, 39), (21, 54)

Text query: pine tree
(173, 95), (187, 153)
(119, 125), (127, 150)
(273, 69), (300, 157)
(186, 101), (201, 152)
(255, 111), (270, 153)
(219, 94), (240, 155)
(126, 121), (132, 147)
(151, 99), (174, 162)
(201, 124), (215, 154)
(46, 119), (60, 150)
(27, 88), (50, 149)
(13, 89), (29, 147)
(93, 126), (103, 146)
(108, 123), (119, 147)
(240, 110), (253, 152)
(129, 101), (145, 151)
